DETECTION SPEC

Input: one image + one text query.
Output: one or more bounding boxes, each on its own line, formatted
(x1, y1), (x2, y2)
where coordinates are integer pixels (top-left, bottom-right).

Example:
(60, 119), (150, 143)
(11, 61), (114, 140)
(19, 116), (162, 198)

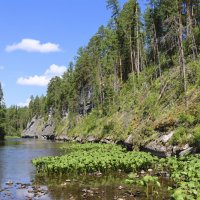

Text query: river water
(0, 138), (133, 200)
(0, 138), (170, 200)
(0, 138), (66, 199)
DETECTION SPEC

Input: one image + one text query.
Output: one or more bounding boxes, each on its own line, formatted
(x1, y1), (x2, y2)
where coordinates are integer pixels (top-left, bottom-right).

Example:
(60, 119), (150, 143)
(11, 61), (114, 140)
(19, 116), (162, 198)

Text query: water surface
(0, 138), (64, 199)
(0, 138), (171, 200)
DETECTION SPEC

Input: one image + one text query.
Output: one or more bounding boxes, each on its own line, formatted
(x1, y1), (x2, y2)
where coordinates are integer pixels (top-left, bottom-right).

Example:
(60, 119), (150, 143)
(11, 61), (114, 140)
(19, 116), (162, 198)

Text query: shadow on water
(0, 138), (171, 200)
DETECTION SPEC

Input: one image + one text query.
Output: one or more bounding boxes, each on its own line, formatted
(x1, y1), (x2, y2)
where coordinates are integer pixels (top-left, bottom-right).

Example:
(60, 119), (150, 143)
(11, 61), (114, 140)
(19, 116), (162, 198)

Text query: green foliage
(126, 154), (200, 199)
(170, 127), (188, 145)
(32, 143), (156, 175)
(0, 82), (6, 138)
(162, 155), (200, 199)
(190, 126), (200, 151)
(126, 173), (160, 199)
(179, 113), (196, 126)
(187, 60), (200, 86)
(5, 106), (30, 136)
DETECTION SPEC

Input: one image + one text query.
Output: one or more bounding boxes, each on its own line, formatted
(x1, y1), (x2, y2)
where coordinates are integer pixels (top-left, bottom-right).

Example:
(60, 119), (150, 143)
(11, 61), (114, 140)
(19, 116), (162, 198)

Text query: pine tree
(0, 82), (6, 139)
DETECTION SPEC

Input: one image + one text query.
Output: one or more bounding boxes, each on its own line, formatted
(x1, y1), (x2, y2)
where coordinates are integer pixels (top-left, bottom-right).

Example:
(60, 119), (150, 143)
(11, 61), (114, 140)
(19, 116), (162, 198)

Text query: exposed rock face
(142, 132), (175, 157)
(40, 117), (55, 140)
(21, 115), (195, 157)
(124, 135), (134, 150)
(143, 132), (193, 157)
(179, 146), (194, 157)
(22, 116), (43, 138)
(100, 136), (114, 144)
(78, 86), (93, 115)
(87, 136), (100, 143)
(56, 134), (71, 141)
(22, 116), (55, 139)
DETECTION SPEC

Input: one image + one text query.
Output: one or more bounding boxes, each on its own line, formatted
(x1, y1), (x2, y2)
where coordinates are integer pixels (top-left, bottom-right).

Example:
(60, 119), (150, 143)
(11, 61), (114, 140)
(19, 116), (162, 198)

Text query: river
(0, 138), (137, 200)
(0, 138), (171, 200)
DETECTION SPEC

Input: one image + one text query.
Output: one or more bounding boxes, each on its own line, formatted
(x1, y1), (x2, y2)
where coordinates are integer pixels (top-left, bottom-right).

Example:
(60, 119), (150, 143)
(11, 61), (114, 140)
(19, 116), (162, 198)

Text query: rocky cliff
(22, 115), (55, 139)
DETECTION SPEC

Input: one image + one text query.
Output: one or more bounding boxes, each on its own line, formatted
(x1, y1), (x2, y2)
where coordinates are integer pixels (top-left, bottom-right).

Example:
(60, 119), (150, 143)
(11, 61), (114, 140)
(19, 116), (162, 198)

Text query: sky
(0, 0), (147, 107)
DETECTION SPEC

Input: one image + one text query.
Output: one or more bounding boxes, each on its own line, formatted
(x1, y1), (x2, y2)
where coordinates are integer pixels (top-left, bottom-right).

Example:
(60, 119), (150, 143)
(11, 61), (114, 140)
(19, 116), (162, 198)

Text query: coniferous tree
(0, 82), (6, 139)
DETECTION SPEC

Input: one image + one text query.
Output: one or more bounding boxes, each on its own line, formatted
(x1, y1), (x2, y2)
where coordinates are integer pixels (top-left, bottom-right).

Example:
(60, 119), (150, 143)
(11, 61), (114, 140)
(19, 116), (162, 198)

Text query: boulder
(100, 136), (114, 144)
(179, 147), (194, 157)
(87, 136), (100, 143)
(143, 141), (170, 157)
(124, 135), (134, 150)
(160, 131), (174, 144)
(143, 132), (175, 157)
(56, 135), (71, 141)
(75, 136), (84, 143)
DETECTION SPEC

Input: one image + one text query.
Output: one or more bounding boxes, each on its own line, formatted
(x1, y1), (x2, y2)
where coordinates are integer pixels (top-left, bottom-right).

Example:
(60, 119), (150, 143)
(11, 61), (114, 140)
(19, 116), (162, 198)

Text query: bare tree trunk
(119, 55), (123, 82)
(114, 59), (118, 93)
(186, 0), (198, 59)
(177, 0), (187, 98)
(96, 59), (104, 110)
(129, 31), (135, 92)
(129, 33), (134, 75)
(136, 5), (140, 78)
(153, 22), (161, 77)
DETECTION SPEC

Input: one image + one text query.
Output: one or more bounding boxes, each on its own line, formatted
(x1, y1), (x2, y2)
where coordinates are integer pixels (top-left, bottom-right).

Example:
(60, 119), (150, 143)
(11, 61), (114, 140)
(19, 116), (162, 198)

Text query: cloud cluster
(17, 64), (67, 86)
(45, 64), (66, 76)
(17, 75), (50, 86)
(6, 39), (61, 53)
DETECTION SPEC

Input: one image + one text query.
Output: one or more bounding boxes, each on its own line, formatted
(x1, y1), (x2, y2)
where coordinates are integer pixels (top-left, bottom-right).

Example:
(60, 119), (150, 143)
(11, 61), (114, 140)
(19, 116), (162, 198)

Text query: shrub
(170, 127), (188, 145)
(178, 113), (195, 126)
(190, 126), (200, 150)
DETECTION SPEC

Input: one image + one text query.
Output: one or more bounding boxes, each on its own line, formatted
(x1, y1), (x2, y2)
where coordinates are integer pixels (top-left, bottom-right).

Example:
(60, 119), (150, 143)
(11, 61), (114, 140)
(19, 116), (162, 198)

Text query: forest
(1, 0), (200, 146)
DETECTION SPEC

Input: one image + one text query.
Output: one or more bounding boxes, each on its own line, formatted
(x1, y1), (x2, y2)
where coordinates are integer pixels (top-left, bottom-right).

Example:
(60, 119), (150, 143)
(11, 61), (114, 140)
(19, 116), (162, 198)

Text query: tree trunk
(153, 22), (161, 77)
(186, 0), (198, 59)
(136, 5), (140, 78)
(177, 0), (187, 97)
(129, 33), (134, 75)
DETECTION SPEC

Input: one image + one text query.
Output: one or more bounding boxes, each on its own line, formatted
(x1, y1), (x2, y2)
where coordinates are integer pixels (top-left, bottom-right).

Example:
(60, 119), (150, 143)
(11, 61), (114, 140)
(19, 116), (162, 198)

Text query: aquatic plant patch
(32, 143), (156, 175)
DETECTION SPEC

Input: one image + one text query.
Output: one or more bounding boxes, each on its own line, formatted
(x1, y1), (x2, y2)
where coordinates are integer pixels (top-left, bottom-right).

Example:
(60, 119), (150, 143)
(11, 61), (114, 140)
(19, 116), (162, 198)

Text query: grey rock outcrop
(56, 134), (71, 141)
(87, 136), (100, 143)
(124, 135), (134, 150)
(22, 116), (43, 138)
(41, 117), (55, 139)
(22, 116), (55, 139)
(179, 146), (194, 157)
(143, 132), (194, 157)
(143, 132), (175, 157)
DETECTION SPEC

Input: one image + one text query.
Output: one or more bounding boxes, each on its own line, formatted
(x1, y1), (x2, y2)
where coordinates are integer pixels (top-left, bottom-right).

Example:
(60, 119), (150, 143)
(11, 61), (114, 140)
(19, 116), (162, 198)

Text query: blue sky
(0, 0), (147, 107)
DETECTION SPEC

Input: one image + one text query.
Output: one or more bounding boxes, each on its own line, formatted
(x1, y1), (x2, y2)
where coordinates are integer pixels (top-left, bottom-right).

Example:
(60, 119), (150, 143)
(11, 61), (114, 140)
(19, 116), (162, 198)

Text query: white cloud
(18, 98), (31, 107)
(17, 75), (50, 86)
(17, 64), (66, 86)
(0, 66), (4, 70)
(6, 38), (61, 53)
(45, 64), (67, 76)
